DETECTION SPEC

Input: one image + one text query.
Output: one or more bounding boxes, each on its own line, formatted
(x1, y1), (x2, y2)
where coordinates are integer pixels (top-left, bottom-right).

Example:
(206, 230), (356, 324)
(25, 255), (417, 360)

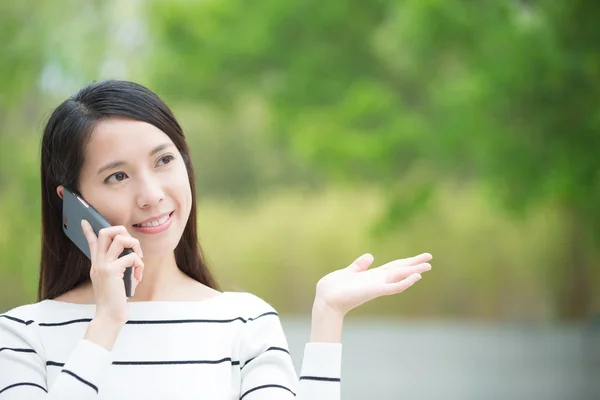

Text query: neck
(129, 251), (187, 301)
(54, 252), (209, 304)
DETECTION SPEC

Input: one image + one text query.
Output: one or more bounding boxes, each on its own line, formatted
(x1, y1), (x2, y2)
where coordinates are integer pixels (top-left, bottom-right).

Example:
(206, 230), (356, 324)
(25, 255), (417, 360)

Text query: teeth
(136, 213), (170, 228)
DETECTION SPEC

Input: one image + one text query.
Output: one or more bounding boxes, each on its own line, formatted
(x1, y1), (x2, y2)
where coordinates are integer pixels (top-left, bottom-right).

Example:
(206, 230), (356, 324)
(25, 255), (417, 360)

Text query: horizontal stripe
(62, 369), (98, 393)
(46, 360), (65, 367)
(38, 318), (92, 326)
(240, 384), (295, 400)
(0, 347), (36, 355)
(242, 347), (290, 369)
(0, 382), (48, 394)
(38, 311), (278, 327)
(0, 315), (34, 325)
(114, 358), (240, 366)
(48, 358), (241, 367)
(300, 376), (341, 382)
(39, 318), (92, 327)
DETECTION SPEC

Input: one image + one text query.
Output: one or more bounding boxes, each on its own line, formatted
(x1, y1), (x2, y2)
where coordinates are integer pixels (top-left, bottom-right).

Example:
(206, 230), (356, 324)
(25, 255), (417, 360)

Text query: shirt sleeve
(239, 305), (342, 400)
(0, 313), (113, 399)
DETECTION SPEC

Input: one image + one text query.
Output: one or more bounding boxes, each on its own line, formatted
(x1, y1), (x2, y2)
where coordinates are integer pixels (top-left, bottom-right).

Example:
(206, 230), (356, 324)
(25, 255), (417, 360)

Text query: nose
(136, 176), (165, 209)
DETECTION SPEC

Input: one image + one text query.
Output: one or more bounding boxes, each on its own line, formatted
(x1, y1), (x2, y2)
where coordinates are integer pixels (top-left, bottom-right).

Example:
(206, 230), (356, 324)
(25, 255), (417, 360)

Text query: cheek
(79, 189), (128, 227)
(172, 166), (192, 213)
(95, 201), (132, 228)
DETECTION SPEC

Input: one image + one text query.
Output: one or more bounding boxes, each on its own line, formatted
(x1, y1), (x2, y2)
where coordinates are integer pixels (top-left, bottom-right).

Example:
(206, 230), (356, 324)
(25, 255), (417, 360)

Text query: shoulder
(223, 292), (286, 342)
(0, 302), (51, 350)
(223, 291), (279, 318)
(0, 301), (47, 327)
(0, 300), (78, 332)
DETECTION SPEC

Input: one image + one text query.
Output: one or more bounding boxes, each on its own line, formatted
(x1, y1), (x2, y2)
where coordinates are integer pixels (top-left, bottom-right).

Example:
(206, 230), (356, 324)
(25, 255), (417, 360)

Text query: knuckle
(116, 235), (134, 248)
(114, 234), (126, 244)
(118, 234), (135, 245)
(95, 264), (110, 275)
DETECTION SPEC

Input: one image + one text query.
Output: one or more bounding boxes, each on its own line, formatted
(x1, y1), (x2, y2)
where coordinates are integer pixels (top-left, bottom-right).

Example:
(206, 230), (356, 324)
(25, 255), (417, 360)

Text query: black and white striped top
(0, 292), (341, 399)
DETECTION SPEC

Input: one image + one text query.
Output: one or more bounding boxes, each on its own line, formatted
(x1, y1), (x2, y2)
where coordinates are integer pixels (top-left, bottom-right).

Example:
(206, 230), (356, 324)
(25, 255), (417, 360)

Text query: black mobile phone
(62, 187), (134, 298)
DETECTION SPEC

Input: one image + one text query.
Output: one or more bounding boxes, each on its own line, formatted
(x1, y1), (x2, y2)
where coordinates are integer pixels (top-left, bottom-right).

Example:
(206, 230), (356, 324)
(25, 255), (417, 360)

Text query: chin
(140, 229), (184, 258)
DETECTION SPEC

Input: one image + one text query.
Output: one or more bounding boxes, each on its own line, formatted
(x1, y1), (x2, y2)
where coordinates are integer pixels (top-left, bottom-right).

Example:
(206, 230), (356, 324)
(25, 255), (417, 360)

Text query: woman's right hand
(81, 220), (144, 326)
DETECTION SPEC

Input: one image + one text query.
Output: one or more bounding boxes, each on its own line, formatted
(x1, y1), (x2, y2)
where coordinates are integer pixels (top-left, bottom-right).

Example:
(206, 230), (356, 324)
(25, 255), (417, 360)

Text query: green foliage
(146, 0), (600, 319)
(147, 0), (599, 224)
(0, 2), (46, 112)
(0, 0), (116, 117)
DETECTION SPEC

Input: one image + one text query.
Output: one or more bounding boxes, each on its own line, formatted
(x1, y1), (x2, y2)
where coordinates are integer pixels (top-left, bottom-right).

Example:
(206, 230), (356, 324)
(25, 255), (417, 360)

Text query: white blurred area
(282, 318), (600, 400)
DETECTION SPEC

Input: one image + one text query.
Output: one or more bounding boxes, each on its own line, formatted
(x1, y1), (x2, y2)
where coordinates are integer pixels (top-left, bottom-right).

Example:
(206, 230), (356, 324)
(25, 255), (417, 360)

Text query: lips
(133, 211), (174, 227)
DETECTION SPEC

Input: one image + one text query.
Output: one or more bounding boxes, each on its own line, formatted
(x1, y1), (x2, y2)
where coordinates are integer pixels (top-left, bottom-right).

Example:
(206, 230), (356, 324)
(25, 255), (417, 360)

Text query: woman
(0, 80), (432, 399)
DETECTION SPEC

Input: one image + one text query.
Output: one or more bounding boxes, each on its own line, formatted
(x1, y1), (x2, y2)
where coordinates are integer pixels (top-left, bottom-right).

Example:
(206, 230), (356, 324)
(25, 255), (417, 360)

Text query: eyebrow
(96, 143), (174, 175)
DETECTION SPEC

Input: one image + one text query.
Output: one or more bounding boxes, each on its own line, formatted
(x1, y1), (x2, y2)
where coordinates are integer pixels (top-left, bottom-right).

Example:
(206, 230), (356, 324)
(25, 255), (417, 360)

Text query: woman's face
(72, 117), (192, 258)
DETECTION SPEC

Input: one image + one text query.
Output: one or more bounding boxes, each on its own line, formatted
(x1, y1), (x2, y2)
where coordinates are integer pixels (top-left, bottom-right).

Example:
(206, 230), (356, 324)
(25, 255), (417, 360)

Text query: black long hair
(38, 80), (218, 300)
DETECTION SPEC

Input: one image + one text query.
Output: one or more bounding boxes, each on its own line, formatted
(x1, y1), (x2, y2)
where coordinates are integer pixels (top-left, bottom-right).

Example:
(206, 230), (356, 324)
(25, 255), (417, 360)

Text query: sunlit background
(1, 1), (599, 398)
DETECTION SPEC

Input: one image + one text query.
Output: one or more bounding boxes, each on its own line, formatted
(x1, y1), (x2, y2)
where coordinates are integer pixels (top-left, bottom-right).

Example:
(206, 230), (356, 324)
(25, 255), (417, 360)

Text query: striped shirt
(0, 292), (341, 399)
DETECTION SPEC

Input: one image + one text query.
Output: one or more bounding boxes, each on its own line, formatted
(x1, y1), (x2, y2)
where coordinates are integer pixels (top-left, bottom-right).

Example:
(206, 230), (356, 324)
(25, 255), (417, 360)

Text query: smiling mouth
(133, 211), (174, 228)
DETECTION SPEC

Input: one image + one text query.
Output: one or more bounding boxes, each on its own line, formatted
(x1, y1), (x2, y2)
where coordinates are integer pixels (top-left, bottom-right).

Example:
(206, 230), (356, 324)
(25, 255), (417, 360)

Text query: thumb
(347, 253), (374, 272)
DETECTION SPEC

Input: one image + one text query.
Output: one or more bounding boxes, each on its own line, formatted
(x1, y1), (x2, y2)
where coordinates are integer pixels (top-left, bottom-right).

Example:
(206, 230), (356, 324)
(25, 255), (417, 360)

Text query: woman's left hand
(314, 253), (432, 318)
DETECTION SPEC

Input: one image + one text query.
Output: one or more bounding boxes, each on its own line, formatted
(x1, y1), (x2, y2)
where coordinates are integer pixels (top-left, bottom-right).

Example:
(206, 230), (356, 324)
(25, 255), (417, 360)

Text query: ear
(56, 185), (64, 200)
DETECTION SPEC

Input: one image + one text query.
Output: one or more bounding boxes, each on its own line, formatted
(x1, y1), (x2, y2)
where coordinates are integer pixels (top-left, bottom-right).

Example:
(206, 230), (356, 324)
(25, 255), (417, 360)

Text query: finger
(133, 264), (144, 283)
(380, 253), (433, 270)
(385, 262), (431, 284)
(404, 253), (433, 266)
(132, 264), (144, 293)
(113, 252), (144, 274)
(347, 253), (375, 272)
(90, 252), (143, 285)
(97, 225), (131, 256)
(105, 234), (143, 262)
(381, 273), (422, 295)
(81, 220), (98, 260)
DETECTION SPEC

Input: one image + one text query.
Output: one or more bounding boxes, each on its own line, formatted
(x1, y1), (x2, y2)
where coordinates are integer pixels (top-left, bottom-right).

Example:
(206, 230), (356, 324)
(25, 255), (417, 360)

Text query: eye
(157, 154), (175, 166)
(105, 171), (128, 183)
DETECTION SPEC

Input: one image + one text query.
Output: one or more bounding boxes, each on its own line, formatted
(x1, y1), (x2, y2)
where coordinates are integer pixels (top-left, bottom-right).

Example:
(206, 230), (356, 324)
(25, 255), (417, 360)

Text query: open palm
(315, 253), (432, 316)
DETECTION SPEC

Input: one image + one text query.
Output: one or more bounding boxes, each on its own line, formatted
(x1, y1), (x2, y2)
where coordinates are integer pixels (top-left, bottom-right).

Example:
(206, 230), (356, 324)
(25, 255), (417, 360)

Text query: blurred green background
(1, 0), (599, 322)
(2, 1), (599, 398)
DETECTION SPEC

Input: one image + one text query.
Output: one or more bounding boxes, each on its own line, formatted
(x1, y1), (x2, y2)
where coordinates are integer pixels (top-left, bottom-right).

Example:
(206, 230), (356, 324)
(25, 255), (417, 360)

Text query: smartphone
(62, 187), (134, 298)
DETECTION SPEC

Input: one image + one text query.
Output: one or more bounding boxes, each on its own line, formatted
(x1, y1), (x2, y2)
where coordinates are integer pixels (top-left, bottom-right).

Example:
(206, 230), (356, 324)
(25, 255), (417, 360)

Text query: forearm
(309, 300), (344, 343)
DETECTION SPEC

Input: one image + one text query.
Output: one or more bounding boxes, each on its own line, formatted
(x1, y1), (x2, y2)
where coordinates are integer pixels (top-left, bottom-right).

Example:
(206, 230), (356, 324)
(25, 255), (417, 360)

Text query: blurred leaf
(147, 0), (600, 319)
